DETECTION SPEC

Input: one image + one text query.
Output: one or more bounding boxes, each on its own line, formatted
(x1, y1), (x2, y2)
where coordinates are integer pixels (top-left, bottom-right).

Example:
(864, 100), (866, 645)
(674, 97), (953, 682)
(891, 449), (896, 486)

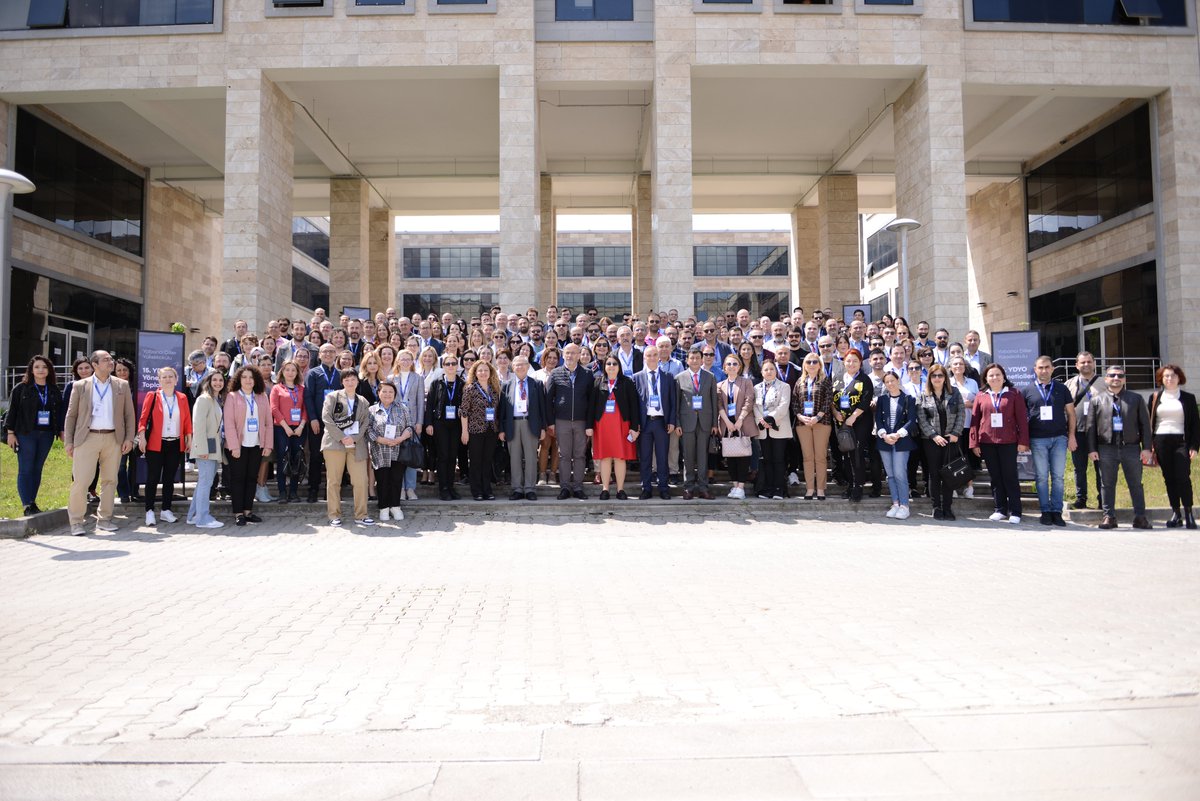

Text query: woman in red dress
(588, 356), (641, 500)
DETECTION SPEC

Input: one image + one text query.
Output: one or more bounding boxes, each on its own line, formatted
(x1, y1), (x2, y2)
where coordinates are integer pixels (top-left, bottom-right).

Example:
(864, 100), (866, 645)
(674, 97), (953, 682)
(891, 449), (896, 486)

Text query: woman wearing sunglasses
(589, 356), (640, 499)
(794, 352), (833, 500)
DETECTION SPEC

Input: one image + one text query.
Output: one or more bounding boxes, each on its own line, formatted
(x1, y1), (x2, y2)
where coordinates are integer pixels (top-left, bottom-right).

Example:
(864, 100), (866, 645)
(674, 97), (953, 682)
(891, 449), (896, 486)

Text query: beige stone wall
(817, 175), (860, 311)
(791, 207), (819, 313)
(329, 177), (370, 317)
(10, 216), (142, 300)
(144, 184), (222, 354)
(1029, 214), (1156, 292)
(966, 180), (1025, 339)
(368, 208), (395, 314)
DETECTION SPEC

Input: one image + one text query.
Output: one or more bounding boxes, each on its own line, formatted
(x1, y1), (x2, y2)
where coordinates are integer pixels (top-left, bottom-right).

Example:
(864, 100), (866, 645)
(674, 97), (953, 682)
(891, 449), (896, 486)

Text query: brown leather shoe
(1098, 516), (1118, 529)
(1132, 515), (1152, 530)
(682, 489), (694, 500)
(699, 491), (714, 500)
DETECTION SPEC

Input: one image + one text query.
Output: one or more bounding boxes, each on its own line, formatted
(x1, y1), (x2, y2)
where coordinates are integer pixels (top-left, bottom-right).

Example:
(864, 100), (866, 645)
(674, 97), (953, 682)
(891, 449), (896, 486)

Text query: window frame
(773, 0), (841, 14)
(427, 0), (497, 15)
(264, 0), (332, 18)
(964, 0), (1194, 34)
(693, 0), (762, 14)
(855, 0), (922, 15)
(1, 0), (220, 38)
(347, 0), (415, 15)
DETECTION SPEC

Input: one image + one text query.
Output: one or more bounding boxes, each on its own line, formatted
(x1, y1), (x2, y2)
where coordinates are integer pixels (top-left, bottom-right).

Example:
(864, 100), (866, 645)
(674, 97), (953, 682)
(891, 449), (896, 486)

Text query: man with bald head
(545, 343), (595, 499)
(303, 343), (342, 503)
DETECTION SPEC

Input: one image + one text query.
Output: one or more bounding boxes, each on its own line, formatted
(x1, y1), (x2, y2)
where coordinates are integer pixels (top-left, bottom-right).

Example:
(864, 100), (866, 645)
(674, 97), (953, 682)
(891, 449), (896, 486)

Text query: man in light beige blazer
(63, 350), (137, 535)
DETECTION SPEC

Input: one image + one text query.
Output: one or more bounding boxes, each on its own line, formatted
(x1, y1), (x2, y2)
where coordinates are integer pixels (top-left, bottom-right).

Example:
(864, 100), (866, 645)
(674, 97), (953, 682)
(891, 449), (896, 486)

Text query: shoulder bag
(721, 433), (752, 458)
(1145, 392), (1160, 468)
(835, 425), (857, 453)
(939, 454), (975, 491)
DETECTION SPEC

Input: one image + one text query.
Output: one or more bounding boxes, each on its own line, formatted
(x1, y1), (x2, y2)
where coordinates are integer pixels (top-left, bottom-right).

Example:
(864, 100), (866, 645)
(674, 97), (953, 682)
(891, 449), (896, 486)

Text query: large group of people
(5, 303), (1197, 534)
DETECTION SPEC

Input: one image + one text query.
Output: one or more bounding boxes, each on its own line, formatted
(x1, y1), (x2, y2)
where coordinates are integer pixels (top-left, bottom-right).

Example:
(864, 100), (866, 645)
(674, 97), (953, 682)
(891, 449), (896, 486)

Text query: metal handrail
(1051, 356), (1160, 391)
(3, 367), (73, 400)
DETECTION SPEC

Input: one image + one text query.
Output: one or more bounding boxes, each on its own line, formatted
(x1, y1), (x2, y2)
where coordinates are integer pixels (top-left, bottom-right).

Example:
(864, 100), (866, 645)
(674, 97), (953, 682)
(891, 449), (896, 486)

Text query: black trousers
(726, 454), (750, 482)
(375, 462), (405, 509)
(757, 436), (787, 497)
(144, 439), (182, 511)
(433, 423), (461, 492)
(980, 442), (1022, 517)
(866, 437), (883, 490)
(307, 425), (325, 495)
(921, 438), (956, 514)
(228, 446), (263, 513)
(908, 438), (928, 492)
(468, 430), (498, 497)
(1154, 434), (1194, 510)
(1070, 436), (1102, 503)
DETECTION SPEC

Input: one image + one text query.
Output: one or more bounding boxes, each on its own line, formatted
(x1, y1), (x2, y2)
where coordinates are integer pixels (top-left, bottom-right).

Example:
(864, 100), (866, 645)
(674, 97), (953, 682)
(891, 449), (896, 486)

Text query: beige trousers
(796, 422), (832, 494)
(69, 433), (120, 526)
(323, 449), (369, 521)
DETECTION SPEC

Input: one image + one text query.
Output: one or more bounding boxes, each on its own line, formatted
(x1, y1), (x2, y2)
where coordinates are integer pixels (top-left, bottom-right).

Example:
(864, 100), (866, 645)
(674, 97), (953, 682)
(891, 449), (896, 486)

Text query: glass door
(47, 315), (92, 367)
(1080, 307), (1123, 362)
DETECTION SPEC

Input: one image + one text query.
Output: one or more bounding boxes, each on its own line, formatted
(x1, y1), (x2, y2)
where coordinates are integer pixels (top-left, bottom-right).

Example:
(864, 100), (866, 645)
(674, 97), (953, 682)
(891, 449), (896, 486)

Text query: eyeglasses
(931, 375), (945, 380)
(818, 344), (833, 349)
(908, 366), (922, 371)
(702, 352), (715, 357)
(1107, 373), (1126, 379)
(750, 334), (763, 339)
(443, 360), (458, 366)
(803, 360), (819, 365)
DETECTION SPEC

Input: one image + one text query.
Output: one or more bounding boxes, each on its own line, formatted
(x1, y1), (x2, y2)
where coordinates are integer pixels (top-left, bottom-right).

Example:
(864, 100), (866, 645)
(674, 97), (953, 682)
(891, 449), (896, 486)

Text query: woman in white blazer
(754, 359), (792, 499)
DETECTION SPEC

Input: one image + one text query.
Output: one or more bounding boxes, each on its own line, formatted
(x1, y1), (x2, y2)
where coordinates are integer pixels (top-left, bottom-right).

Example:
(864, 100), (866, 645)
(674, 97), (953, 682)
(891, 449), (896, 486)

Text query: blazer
(874, 392), (920, 452)
(832, 371), (875, 434)
(791, 374), (833, 424)
(1149, 389), (1200, 452)
(612, 346), (644, 377)
(717, 376), (758, 437)
(222, 390), (273, 454)
(632, 367), (678, 430)
(501, 374), (549, 439)
(63, 376), (137, 451)
(969, 387), (1031, 449)
(676, 368), (720, 433)
(917, 388), (966, 440)
(320, 389), (371, 460)
(137, 390), (193, 452)
(274, 339), (318, 371)
(303, 364), (344, 427)
(4, 381), (64, 437)
(189, 394), (227, 464)
(589, 373), (641, 432)
(424, 375), (465, 432)
(1087, 390), (1151, 452)
(390, 371), (427, 433)
(754, 379), (793, 440)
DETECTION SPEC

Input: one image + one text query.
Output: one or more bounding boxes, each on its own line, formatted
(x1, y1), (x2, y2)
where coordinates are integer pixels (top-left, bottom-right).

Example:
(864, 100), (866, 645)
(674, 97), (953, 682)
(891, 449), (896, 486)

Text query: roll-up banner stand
(135, 330), (186, 489)
(991, 330), (1041, 481)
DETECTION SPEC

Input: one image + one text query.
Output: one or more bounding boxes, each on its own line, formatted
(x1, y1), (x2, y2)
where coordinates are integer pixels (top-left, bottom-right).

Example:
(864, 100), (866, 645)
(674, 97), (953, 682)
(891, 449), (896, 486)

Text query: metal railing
(3, 367), (74, 400)
(1052, 357), (1161, 392)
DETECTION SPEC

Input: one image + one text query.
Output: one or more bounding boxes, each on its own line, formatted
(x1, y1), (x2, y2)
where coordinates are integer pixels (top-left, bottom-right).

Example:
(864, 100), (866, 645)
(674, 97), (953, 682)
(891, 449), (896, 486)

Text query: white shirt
(1155, 390), (1186, 436)
(160, 391), (180, 438)
(645, 369), (664, 417)
(240, 391), (260, 448)
(90, 377), (115, 430)
(965, 350), (984, 373)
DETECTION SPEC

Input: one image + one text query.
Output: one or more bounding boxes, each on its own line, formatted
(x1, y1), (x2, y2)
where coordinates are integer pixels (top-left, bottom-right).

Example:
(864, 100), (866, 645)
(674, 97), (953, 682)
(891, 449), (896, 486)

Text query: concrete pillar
(328, 177), (369, 318)
(368, 207), (394, 314)
(498, 62), (540, 313)
(1, 100), (13, 378)
(893, 68), (969, 334)
(652, 58), (693, 316)
(537, 174), (556, 312)
(1154, 88), (1200, 373)
(790, 205), (820, 314)
(223, 69), (294, 334)
(632, 173), (654, 316)
(817, 175), (860, 311)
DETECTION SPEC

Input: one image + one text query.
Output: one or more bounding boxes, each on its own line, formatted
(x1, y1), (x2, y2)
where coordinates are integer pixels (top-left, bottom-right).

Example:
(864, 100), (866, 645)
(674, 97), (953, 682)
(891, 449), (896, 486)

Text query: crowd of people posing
(5, 304), (1198, 534)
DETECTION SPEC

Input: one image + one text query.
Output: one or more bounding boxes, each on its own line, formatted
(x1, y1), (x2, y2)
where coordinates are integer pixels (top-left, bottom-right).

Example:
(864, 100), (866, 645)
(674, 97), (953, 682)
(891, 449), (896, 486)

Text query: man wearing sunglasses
(1088, 367), (1152, 529)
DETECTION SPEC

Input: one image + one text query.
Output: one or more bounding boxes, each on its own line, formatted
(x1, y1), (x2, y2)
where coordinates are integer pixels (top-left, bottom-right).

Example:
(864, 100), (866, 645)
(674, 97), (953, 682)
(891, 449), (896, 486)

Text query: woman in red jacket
(136, 366), (193, 527)
(969, 363), (1030, 524)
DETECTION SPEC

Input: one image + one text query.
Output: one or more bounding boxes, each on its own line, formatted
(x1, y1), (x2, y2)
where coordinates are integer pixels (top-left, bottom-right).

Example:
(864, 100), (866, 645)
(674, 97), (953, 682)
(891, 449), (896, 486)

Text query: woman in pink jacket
(224, 366), (274, 527)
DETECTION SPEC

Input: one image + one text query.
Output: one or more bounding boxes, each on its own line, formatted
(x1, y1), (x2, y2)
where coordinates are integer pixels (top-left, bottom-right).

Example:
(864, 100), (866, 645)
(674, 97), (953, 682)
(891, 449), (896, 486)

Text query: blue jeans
(16, 430), (55, 506)
(274, 427), (305, 497)
(1030, 435), (1068, 513)
(879, 448), (911, 505)
(187, 457), (220, 525)
(404, 466), (418, 491)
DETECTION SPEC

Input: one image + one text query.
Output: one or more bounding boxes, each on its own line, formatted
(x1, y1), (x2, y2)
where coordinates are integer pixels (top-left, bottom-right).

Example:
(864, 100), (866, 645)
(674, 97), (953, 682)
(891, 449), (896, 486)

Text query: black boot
(1186, 508), (1197, 530)
(1166, 507), (1182, 528)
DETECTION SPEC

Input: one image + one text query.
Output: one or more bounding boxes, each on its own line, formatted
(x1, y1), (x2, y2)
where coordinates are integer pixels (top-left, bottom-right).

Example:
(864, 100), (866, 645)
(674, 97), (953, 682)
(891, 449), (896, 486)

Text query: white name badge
(1113, 418), (1124, 432)
(290, 408), (302, 424)
(605, 399), (616, 414)
(726, 402), (737, 417)
(515, 398), (528, 416)
(247, 417), (259, 433)
(445, 406), (457, 420)
(385, 424), (397, 439)
(1081, 400), (1090, 416)
(346, 422), (359, 436)
(692, 396), (703, 410)
(37, 410), (51, 427)
(840, 396), (851, 409)
(1040, 406), (1053, 421)
(804, 401), (815, 416)
(485, 407), (495, 422)
(990, 412), (1004, 428)
(649, 394), (660, 409)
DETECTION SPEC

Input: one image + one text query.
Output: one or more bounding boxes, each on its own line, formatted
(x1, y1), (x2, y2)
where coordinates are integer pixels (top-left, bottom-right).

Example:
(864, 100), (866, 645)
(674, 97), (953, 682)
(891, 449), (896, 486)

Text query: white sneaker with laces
(896, 505), (911, 520)
(159, 509), (176, 523)
(95, 519), (118, 532)
(886, 504), (899, 518)
(391, 507), (404, 521)
(380, 508), (391, 522)
(198, 519), (224, 529)
(145, 510), (156, 527)
(1008, 515), (1022, 525)
(357, 517), (376, 527)
(727, 488), (738, 498)
(787, 472), (800, 486)
(964, 485), (974, 499)
(330, 517), (342, 526)
(989, 512), (1006, 522)
(70, 525), (87, 537)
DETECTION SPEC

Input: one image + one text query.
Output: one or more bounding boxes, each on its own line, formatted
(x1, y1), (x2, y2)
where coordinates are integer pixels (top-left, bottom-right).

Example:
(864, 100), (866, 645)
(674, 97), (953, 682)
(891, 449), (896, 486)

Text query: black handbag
(397, 433), (424, 468)
(835, 426), (857, 453)
(708, 433), (723, 455)
(939, 455), (975, 491)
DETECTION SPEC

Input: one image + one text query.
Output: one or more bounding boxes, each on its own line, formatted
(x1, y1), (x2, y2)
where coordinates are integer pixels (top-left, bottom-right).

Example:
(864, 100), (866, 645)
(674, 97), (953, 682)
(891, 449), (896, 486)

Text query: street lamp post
(0, 168), (37, 395)
(884, 217), (921, 321)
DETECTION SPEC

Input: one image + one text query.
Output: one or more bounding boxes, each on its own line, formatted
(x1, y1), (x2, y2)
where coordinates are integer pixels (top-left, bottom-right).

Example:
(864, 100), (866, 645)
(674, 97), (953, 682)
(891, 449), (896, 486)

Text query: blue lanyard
(806, 378), (815, 400)
(93, 378), (110, 403)
(445, 380), (456, 403)
(242, 391), (257, 418)
(160, 390), (176, 419)
(1039, 383), (1054, 405)
(608, 379), (616, 397)
(988, 389), (1005, 409)
(287, 385), (300, 406)
(36, 384), (49, 408)
(479, 386), (492, 406)
(778, 363), (791, 382)
(323, 366), (336, 387)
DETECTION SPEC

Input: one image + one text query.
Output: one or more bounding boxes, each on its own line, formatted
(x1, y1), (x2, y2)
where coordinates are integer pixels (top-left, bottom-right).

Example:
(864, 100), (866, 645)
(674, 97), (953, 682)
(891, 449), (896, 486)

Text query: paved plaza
(0, 506), (1197, 800)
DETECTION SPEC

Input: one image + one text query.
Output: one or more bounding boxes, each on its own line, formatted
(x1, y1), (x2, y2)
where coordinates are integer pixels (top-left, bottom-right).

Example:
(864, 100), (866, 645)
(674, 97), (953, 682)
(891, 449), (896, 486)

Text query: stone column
(817, 175), (860, 311)
(537, 174), (556, 312)
(328, 177), (370, 318)
(893, 68), (969, 334)
(1154, 87), (1200, 371)
(368, 207), (394, 314)
(223, 70), (294, 334)
(652, 44), (694, 316)
(632, 173), (654, 316)
(790, 205), (820, 314)
(0, 100), (13, 377)
(499, 61), (540, 313)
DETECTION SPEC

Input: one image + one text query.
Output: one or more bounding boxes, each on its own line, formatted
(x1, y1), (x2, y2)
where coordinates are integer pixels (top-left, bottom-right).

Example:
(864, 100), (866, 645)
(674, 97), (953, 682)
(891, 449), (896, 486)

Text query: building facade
(1, 0), (1197, 383)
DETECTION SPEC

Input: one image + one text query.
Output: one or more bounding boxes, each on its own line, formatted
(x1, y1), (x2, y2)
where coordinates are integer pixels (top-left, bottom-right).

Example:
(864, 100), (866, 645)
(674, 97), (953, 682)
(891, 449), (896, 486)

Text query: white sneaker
(95, 519), (118, 532)
(727, 487), (738, 498)
(159, 509), (176, 523)
(145, 510), (156, 527)
(255, 486), (273, 503)
(330, 517), (342, 526)
(787, 472), (800, 486)
(537, 476), (548, 486)
(964, 485), (974, 499)
(886, 504), (899, 518)
(198, 519), (224, 529)
(989, 512), (1006, 522)
(70, 525), (87, 537)
(896, 505), (911, 520)
(1009, 515), (1021, 525)
(356, 517), (376, 527)
(380, 508), (391, 522)
(391, 506), (404, 521)
(407, 488), (419, 501)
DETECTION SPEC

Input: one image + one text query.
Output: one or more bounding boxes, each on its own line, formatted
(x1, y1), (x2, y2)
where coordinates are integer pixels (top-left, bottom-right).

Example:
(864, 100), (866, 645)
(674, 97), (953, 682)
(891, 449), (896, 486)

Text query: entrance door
(1080, 307), (1123, 362)
(47, 315), (92, 367)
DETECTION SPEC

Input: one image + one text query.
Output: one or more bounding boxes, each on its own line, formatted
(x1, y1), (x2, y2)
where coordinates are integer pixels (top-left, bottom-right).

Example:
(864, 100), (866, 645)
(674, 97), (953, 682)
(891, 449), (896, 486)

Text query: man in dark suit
(675, 345), (720, 500)
(613, 326), (644, 377)
(416, 319), (445, 356)
(500, 355), (547, 501)
(634, 346), (676, 499)
(221, 319), (249, 362)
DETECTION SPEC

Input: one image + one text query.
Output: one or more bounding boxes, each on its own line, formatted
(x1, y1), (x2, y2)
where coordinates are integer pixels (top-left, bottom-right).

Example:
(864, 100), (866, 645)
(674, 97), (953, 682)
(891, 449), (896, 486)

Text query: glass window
(292, 218), (330, 267)
(863, 225), (899, 278)
(13, 109), (145, 257)
(556, 293), (632, 320)
(402, 247), (499, 279)
(692, 246), (788, 277)
(355, 0), (405, 4)
(1025, 104), (1152, 251)
(11, 0), (214, 29)
(292, 268), (329, 312)
(862, 0), (912, 3)
(26, 0), (68, 27)
(973, 0), (1186, 26)
(693, 292), (789, 321)
(403, 294), (499, 321)
(555, 0), (634, 20)
(556, 246), (632, 277)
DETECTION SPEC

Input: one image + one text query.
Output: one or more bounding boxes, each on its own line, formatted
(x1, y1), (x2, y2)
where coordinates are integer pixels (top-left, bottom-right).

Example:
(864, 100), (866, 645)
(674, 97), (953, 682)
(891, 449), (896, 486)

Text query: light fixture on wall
(977, 302), (988, 309)
(1006, 291), (1020, 298)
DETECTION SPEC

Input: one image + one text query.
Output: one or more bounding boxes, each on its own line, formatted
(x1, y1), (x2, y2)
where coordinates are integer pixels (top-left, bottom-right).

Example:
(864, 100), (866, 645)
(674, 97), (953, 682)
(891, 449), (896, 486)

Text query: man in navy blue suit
(633, 345), (677, 499)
